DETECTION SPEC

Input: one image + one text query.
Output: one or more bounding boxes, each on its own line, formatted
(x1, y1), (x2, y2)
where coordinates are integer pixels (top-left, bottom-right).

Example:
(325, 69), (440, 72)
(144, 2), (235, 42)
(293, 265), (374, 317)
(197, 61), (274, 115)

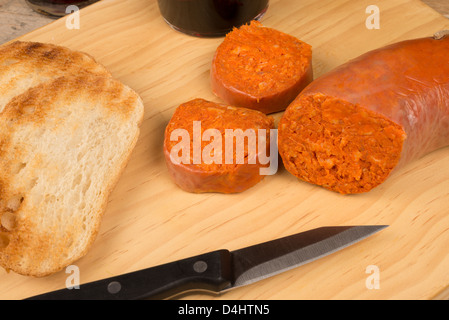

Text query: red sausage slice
(211, 21), (313, 114)
(164, 98), (275, 193)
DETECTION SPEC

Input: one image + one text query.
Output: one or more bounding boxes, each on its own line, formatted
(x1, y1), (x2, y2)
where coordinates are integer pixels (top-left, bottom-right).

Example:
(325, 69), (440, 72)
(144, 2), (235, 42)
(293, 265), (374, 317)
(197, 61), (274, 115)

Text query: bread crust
(0, 41), (111, 113)
(0, 42), (144, 277)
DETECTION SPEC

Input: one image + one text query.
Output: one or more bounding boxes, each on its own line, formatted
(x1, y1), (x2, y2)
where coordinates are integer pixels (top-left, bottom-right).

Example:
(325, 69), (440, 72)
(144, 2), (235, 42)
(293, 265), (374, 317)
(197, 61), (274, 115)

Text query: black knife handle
(26, 249), (233, 300)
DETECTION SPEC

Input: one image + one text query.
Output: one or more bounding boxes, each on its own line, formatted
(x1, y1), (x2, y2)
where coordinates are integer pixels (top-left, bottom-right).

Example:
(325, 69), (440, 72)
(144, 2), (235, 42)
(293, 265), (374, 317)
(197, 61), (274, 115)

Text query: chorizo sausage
(278, 35), (449, 194)
(211, 21), (313, 114)
(164, 98), (275, 193)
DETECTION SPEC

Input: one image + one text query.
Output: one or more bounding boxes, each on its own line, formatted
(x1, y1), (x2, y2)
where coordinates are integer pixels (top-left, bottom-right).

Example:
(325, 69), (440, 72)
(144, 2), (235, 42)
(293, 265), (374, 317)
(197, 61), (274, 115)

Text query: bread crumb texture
(0, 41), (144, 277)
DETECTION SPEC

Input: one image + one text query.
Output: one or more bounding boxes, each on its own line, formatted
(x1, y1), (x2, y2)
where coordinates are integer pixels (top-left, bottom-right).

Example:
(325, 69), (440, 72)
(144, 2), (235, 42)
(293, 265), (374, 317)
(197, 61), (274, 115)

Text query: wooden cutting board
(2, 0), (449, 300)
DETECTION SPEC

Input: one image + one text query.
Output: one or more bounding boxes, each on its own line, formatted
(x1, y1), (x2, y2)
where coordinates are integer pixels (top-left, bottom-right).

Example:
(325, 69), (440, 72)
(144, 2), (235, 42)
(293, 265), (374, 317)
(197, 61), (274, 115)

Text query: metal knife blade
(228, 225), (387, 290)
(26, 225), (387, 300)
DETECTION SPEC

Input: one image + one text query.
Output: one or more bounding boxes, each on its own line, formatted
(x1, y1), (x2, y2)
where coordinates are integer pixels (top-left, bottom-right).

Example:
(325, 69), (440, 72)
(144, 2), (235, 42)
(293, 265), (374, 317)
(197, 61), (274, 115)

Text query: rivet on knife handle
(25, 225), (387, 300)
(26, 250), (233, 300)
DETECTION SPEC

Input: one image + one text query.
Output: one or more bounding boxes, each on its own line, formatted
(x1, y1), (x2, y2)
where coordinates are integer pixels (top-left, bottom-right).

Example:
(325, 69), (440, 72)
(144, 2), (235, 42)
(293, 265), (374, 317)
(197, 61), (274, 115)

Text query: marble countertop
(1, 0), (449, 44)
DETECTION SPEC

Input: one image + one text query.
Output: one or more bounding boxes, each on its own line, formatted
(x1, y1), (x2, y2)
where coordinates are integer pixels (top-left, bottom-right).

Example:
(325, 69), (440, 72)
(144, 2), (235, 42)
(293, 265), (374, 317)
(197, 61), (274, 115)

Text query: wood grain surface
(0, 0), (448, 45)
(1, 0), (449, 300)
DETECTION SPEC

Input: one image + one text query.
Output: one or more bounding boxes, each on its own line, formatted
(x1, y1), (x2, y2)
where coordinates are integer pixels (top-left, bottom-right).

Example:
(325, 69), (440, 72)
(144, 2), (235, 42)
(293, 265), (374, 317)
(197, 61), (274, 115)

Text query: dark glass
(157, 0), (269, 37)
(25, 0), (99, 17)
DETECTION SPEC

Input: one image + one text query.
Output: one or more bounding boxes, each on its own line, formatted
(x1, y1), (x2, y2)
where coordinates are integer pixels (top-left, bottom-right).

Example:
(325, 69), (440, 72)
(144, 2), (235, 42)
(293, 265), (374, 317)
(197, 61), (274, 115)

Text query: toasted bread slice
(0, 41), (111, 113)
(0, 74), (144, 277)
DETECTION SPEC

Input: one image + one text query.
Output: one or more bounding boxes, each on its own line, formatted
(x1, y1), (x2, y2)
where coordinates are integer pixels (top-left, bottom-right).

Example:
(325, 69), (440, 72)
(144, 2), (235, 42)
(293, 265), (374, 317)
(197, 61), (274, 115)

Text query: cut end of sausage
(278, 94), (407, 194)
(211, 21), (313, 114)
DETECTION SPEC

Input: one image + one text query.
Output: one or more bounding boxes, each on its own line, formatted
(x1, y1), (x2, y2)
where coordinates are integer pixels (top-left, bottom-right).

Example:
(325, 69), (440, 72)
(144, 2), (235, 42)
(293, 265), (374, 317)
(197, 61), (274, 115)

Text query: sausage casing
(278, 35), (449, 194)
(164, 99), (275, 193)
(211, 21), (312, 114)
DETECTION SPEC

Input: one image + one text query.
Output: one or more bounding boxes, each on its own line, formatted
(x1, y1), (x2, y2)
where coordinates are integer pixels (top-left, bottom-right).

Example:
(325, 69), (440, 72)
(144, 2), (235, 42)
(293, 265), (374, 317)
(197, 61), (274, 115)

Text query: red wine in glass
(25, 0), (99, 17)
(157, 0), (269, 37)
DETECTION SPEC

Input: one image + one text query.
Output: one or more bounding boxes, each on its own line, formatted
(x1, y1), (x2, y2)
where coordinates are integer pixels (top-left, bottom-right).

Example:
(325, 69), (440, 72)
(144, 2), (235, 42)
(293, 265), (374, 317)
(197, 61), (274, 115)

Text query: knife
(26, 225), (387, 300)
